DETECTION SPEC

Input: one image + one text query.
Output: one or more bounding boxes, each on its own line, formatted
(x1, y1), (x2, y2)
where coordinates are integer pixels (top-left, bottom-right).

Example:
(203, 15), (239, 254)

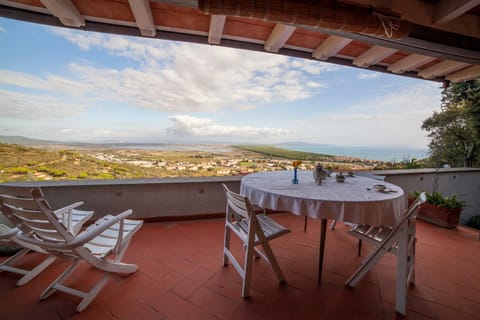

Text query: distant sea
(110, 144), (234, 153)
(94, 142), (428, 162)
(277, 143), (428, 162)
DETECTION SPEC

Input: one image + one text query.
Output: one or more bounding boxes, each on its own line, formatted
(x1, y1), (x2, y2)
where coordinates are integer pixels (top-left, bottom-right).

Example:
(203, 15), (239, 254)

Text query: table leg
(318, 218), (327, 284)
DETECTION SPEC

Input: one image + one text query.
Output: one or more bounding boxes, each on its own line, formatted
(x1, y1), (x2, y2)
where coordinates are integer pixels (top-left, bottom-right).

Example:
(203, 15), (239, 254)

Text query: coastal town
(0, 143), (392, 182)
(89, 146), (387, 177)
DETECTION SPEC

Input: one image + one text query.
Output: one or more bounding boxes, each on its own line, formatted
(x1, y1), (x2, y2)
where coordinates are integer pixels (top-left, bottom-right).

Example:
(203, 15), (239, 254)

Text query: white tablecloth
(240, 170), (405, 226)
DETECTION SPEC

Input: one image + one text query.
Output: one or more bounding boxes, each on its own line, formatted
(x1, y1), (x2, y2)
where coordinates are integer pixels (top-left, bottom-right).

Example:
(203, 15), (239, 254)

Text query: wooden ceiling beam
(388, 53), (436, 74)
(128, 0), (156, 37)
(418, 60), (471, 79)
(390, 0), (480, 38)
(264, 24), (296, 53)
(312, 35), (352, 61)
(433, 0), (480, 25)
(208, 15), (226, 45)
(446, 65), (480, 82)
(353, 45), (397, 67)
(39, 0), (84, 27)
(342, 1), (480, 38)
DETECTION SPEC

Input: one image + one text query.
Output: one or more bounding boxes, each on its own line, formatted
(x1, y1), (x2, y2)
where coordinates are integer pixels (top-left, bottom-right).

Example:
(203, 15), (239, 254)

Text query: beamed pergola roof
(1, 0), (479, 83)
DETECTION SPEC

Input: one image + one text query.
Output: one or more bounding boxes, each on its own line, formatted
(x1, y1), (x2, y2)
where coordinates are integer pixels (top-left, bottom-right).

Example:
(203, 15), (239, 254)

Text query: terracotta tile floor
(1, 214), (479, 319)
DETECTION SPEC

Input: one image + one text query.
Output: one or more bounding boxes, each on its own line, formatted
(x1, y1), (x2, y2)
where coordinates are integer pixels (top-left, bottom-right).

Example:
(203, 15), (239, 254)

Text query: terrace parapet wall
(1, 168), (479, 224)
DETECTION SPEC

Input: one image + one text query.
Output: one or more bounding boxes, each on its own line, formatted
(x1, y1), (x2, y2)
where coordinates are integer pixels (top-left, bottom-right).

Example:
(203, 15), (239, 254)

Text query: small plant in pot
(409, 191), (464, 228)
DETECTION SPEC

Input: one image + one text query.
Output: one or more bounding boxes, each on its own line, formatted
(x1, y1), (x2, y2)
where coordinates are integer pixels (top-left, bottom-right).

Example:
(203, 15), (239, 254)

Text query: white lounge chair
(1, 187), (142, 312)
(222, 184), (290, 298)
(0, 187), (93, 286)
(345, 192), (427, 315)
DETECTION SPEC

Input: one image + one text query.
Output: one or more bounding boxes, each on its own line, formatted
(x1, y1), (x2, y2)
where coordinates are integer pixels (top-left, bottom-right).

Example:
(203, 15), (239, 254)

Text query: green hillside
(0, 143), (167, 182)
(233, 145), (333, 161)
(0, 135), (56, 145)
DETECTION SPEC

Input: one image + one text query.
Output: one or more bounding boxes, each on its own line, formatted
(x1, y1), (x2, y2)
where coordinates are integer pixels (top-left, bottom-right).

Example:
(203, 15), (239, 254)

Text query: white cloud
(291, 59), (339, 74)
(0, 89), (85, 119)
(299, 83), (442, 148)
(2, 29), (336, 114)
(0, 26), (6, 33)
(166, 115), (291, 139)
(358, 72), (382, 80)
(1, 24), (443, 147)
(0, 70), (89, 96)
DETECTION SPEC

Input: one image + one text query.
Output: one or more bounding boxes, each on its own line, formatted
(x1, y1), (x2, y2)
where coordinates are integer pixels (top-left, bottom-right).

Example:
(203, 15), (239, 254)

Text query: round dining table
(240, 170), (405, 283)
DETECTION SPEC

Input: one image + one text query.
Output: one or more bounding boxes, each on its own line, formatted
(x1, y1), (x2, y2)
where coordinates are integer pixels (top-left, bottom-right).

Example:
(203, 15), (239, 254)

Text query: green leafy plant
(465, 215), (480, 230)
(410, 191), (463, 209)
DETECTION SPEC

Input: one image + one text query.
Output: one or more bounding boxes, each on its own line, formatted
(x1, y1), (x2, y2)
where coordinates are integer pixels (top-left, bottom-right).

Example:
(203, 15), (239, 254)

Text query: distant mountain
(0, 135), (58, 145)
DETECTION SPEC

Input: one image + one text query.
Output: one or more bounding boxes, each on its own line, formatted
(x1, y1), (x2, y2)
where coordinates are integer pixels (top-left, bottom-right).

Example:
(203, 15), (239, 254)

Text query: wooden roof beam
(264, 24), (296, 53)
(433, 0), (480, 25)
(353, 45), (397, 68)
(128, 0), (156, 37)
(39, 0), (84, 27)
(208, 15), (226, 45)
(418, 60), (471, 79)
(388, 53), (436, 74)
(446, 65), (480, 82)
(312, 35), (352, 61)
(389, 0), (480, 38)
(343, 1), (480, 37)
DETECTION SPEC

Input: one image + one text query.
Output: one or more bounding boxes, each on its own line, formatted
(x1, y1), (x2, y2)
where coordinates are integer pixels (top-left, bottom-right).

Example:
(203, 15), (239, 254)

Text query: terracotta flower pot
(409, 198), (462, 228)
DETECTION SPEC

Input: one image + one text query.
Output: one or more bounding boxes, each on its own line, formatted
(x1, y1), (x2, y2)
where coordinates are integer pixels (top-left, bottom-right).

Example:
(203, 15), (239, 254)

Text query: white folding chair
(0, 187), (93, 286)
(222, 184), (290, 298)
(329, 173), (386, 230)
(1, 187), (142, 312)
(345, 192), (427, 315)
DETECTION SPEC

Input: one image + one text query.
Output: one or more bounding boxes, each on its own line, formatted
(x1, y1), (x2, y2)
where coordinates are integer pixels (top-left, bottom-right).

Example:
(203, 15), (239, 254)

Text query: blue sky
(0, 17), (443, 149)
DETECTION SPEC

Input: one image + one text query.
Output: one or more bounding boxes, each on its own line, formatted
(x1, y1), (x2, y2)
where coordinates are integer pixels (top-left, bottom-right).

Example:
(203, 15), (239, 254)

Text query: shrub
(77, 172), (89, 179)
(10, 167), (31, 174)
(49, 169), (66, 177)
(99, 173), (114, 179)
(465, 215), (480, 230)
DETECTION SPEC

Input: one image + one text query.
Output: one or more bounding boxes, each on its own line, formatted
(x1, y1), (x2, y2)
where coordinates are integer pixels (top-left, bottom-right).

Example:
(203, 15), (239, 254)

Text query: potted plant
(409, 191), (463, 228)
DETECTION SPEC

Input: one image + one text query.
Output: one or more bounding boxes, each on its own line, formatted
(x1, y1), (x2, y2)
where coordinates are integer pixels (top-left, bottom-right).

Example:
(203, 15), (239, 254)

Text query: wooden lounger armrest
(53, 202), (85, 215)
(71, 210), (133, 249)
(54, 202), (85, 232)
(0, 224), (19, 239)
(17, 210), (133, 250)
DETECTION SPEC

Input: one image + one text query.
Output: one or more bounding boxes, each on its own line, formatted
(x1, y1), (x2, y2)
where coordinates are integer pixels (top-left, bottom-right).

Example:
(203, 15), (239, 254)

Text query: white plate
(380, 188), (397, 193)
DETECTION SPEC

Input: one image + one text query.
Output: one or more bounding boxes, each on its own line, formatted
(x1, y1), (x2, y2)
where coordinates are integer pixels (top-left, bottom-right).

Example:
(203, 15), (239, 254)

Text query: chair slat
(19, 219), (58, 232)
(30, 229), (65, 242)
(5, 207), (43, 221)
(0, 194), (38, 211)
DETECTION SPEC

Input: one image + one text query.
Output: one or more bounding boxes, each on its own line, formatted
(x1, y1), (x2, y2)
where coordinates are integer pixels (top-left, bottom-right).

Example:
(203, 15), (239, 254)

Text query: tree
(422, 79), (480, 167)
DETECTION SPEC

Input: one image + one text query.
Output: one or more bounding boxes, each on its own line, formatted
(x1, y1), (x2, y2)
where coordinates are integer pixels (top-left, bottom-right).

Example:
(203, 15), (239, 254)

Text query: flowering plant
(291, 160), (301, 184)
(292, 160), (302, 168)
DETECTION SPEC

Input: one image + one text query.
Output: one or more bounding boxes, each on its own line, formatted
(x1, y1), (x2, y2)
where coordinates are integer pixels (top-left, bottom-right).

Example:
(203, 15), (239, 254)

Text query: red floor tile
(1, 215), (480, 319)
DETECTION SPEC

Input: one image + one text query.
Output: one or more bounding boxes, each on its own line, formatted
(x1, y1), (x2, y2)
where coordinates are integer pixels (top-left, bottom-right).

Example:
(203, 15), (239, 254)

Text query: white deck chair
(345, 192), (426, 315)
(329, 172), (386, 230)
(222, 184), (290, 298)
(1, 188), (142, 312)
(0, 187), (93, 286)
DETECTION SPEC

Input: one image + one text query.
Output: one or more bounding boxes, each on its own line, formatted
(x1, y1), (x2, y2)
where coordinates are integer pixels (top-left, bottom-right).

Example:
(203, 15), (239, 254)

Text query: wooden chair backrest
(0, 187), (72, 243)
(222, 184), (253, 221)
